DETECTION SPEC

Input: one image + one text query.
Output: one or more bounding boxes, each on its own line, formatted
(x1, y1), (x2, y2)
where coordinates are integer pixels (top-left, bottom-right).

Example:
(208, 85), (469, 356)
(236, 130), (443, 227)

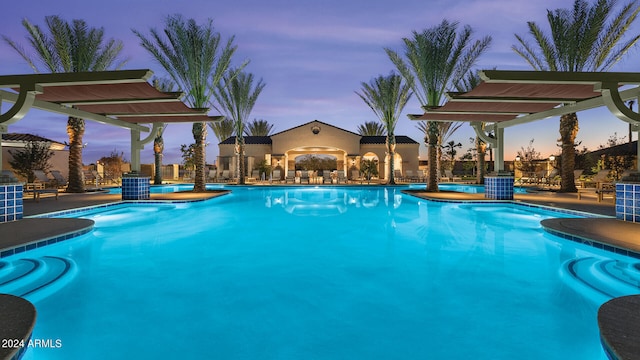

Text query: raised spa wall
(484, 174), (514, 200)
(0, 183), (23, 223)
(121, 175), (150, 200)
(616, 181), (640, 223)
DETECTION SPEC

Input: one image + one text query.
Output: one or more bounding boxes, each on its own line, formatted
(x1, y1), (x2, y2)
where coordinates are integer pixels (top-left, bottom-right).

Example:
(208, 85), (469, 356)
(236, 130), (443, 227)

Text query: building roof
(360, 136), (419, 144)
(270, 120), (361, 137)
(219, 136), (273, 145)
(1, 133), (66, 150)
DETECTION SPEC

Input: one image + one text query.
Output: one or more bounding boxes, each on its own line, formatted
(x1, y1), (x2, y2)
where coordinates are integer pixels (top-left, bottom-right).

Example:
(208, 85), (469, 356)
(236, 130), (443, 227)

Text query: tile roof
(360, 136), (419, 144)
(2, 133), (65, 146)
(219, 136), (273, 145)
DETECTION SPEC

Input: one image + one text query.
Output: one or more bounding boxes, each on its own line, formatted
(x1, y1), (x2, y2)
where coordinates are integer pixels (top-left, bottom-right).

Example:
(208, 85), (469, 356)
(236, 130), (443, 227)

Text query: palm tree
(356, 121), (386, 136)
(134, 14), (243, 192)
(212, 69), (266, 185)
(244, 119), (274, 136)
(513, 0), (640, 192)
(209, 118), (235, 143)
(3, 16), (127, 192)
(355, 72), (413, 185)
(386, 19), (491, 192)
(417, 121), (463, 181)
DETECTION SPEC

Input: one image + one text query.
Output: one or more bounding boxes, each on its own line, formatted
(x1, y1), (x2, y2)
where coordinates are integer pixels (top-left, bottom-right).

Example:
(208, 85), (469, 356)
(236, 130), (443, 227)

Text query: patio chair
(50, 170), (68, 188)
(443, 170), (461, 182)
(405, 170), (419, 182)
(285, 170), (296, 183)
(337, 170), (347, 184)
(249, 170), (260, 182)
(207, 169), (217, 182)
(219, 170), (230, 182)
(300, 170), (310, 184)
(351, 169), (363, 184)
(272, 169), (282, 183)
(1, 169), (20, 183)
(322, 170), (332, 184)
(33, 170), (57, 188)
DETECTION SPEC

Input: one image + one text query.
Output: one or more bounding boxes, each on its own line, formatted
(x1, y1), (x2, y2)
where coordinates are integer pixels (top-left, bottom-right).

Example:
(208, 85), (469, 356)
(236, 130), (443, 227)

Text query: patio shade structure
(409, 70), (640, 172)
(0, 69), (223, 172)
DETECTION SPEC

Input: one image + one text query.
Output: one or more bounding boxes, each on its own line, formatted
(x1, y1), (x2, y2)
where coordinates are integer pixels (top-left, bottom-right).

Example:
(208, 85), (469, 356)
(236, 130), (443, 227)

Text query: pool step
(0, 256), (77, 303)
(561, 257), (640, 304)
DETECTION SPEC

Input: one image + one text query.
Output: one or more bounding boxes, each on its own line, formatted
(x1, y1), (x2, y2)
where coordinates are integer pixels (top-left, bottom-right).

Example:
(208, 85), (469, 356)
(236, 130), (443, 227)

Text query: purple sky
(2, 0), (639, 164)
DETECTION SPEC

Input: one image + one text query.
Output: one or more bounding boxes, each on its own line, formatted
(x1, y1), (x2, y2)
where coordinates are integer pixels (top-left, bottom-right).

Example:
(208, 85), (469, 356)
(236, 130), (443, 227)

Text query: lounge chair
(405, 170), (419, 182)
(285, 170), (296, 184)
(207, 169), (217, 182)
(1, 170), (19, 183)
(351, 170), (363, 184)
(443, 170), (462, 182)
(577, 170), (612, 201)
(270, 169), (281, 183)
(336, 170), (347, 184)
(33, 170), (57, 188)
(322, 170), (332, 184)
(219, 170), (230, 182)
(50, 170), (68, 188)
(300, 170), (310, 184)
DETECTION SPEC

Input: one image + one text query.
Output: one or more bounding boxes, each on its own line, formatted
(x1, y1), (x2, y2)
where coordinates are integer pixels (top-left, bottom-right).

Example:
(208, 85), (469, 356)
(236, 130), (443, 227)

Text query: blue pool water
(5, 186), (638, 359)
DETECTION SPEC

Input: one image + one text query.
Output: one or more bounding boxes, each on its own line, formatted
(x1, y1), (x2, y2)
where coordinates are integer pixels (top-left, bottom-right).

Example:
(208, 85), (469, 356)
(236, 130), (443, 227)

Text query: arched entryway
(284, 147), (347, 175)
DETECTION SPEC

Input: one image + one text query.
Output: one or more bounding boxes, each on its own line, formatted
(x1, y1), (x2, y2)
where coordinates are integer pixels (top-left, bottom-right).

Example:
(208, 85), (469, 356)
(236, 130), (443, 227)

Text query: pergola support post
(483, 125), (514, 200)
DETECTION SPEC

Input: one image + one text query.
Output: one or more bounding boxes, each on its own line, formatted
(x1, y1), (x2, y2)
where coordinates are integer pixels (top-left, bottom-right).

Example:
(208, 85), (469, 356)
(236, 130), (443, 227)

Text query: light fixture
(549, 155), (555, 161)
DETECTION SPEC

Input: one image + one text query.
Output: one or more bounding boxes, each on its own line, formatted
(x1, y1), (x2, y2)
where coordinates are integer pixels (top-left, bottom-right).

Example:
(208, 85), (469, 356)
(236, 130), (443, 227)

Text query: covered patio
(0, 69), (222, 222)
(410, 70), (640, 222)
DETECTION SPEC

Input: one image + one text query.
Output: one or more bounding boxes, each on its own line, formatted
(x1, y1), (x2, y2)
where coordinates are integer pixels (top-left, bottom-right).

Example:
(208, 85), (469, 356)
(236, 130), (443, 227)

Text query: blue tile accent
(121, 176), (150, 200)
(615, 182), (640, 223)
(484, 175), (514, 200)
(0, 184), (24, 223)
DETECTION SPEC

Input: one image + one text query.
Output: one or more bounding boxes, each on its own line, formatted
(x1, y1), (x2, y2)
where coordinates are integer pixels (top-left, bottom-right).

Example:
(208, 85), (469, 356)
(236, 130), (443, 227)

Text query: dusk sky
(2, 0), (639, 164)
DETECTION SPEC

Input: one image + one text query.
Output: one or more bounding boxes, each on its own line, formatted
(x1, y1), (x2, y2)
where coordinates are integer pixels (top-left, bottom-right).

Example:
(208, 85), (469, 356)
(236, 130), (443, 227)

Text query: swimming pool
(5, 186), (638, 359)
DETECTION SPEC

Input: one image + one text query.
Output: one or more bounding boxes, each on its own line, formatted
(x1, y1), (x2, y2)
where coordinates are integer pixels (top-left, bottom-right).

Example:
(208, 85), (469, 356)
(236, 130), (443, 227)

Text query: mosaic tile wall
(616, 183), (640, 223)
(121, 177), (150, 200)
(0, 184), (23, 223)
(485, 176), (514, 200)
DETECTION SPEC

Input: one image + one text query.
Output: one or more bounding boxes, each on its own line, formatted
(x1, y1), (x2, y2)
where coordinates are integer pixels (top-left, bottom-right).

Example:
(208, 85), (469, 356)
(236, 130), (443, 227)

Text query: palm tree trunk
(476, 138), (486, 184)
(239, 142), (246, 185)
(426, 122), (439, 192)
(559, 113), (579, 192)
(153, 151), (162, 185)
(192, 122), (207, 192)
(66, 117), (85, 193)
(387, 135), (396, 185)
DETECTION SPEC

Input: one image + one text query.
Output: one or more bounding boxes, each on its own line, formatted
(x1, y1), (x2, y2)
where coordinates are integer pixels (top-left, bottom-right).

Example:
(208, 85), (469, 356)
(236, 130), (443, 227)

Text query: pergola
(409, 70), (640, 172)
(0, 69), (222, 173)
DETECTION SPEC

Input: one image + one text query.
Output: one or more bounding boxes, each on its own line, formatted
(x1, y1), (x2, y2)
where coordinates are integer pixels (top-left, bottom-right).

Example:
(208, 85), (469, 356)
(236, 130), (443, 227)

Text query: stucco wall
(271, 121), (361, 155)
